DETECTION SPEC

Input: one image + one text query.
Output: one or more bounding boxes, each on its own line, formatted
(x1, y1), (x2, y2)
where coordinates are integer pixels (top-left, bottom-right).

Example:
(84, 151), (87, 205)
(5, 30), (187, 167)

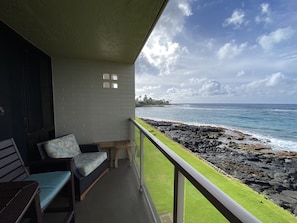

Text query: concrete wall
(52, 58), (135, 145)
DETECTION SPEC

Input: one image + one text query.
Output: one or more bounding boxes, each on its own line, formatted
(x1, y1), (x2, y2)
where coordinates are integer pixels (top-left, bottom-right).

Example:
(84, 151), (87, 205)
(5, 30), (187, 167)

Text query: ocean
(135, 103), (297, 152)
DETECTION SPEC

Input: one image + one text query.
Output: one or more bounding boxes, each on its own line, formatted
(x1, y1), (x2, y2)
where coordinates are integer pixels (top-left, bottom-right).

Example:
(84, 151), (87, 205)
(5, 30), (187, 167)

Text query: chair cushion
(44, 134), (81, 158)
(74, 152), (107, 177)
(25, 171), (71, 209)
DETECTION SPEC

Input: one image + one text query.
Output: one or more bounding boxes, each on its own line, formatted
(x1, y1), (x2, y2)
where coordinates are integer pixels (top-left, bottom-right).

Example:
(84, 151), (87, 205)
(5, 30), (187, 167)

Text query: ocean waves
(136, 103), (297, 152)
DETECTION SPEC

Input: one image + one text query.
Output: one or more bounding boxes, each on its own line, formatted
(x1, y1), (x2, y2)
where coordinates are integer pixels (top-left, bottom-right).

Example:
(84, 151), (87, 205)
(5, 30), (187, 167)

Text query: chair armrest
(28, 158), (74, 174)
(79, 144), (100, 153)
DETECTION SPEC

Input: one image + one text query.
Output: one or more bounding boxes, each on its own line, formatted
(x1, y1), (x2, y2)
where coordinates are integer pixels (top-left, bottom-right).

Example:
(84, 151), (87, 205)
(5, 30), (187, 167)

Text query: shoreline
(142, 118), (297, 216)
(141, 117), (297, 155)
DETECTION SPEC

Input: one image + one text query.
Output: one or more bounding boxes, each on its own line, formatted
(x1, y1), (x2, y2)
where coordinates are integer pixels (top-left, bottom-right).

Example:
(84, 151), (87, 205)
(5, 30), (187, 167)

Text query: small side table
(97, 140), (132, 168)
(96, 141), (115, 167)
(114, 140), (132, 168)
(0, 181), (42, 223)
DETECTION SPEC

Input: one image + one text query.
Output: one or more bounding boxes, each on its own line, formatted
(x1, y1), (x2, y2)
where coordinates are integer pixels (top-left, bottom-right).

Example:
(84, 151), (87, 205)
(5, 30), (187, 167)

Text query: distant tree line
(135, 95), (170, 107)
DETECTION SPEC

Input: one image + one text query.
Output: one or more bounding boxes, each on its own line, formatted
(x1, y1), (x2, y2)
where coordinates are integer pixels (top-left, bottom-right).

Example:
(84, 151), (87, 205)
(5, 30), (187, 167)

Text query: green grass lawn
(135, 118), (297, 223)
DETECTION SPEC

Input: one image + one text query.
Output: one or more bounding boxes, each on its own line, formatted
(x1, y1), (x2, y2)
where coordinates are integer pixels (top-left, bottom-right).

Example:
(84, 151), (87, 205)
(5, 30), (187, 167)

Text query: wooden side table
(114, 140), (132, 168)
(96, 141), (115, 167)
(0, 181), (42, 223)
(97, 140), (132, 168)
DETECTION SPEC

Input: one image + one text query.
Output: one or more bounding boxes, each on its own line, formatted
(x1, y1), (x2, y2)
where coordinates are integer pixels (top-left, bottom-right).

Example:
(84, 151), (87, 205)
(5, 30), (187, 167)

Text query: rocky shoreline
(142, 118), (297, 216)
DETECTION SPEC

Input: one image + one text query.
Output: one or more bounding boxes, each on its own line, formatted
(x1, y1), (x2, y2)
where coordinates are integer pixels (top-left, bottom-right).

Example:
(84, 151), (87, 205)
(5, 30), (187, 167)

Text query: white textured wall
(52, 58), (135, 144)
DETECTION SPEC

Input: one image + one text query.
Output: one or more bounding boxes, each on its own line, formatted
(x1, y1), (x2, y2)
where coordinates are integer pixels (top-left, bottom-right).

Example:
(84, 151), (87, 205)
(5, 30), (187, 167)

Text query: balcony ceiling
(0, 0), (168, 63)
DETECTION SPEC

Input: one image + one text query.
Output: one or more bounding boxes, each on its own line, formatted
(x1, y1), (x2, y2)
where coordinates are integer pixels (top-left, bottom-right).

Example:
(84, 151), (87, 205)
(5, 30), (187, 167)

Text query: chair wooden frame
(0, 138), (75, 223)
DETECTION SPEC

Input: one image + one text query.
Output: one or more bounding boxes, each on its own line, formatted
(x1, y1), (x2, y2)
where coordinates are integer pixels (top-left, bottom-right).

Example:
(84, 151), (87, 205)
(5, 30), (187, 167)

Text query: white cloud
(206, 39), (215, 50)
(217, 41), (247, 60)
(136, 0), (297, 103)
(199, 81), (233, 96)
(178, 2), (192, 16)
(255, 3), (271, 24)
(280, 53), (297, 63)
(223, 9), (245, 29)
(136, 85), (161, 93)
(257, 27), (295, 50)
(237, 72), (297, 99)
(188, 77), (207, 86)
(167, 78), (234, 99)
(237, 70), (245, 77)
(244, 72), (285, 92)
(141, 40), (180, 75)
(266, 72), (285, 86)
(211, 72), (297, 100)
(138, 0), (192, 75)
(261, 3), (269, 14)
(167, 87), (195, 97)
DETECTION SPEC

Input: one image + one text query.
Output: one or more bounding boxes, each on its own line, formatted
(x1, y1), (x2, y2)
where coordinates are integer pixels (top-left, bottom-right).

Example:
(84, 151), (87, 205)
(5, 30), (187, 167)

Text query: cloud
(257, 27), (295, 50)
(266, 72), (285, 86)
(280, 53), (297, 63)
(188, 77), (208, 86)
(166, 87), (195, 97)
(166, 78), (234, 99)
(237, 70), (245, 77)
(137, 0), (192, 75)
(136, 85), (161, 93)
(255, 3), (271, 24)
(223, 9), (245, 29)
(260, 3), (269, 14)
(199, 81), (232, 96)
(217, 41), (247, 60)
(141, 40), (180, 74)
(136, 0), (297, 103)
(241, 72), (297, 97)
(178, 2), (192, 16)
(135, 85), (162, 100)
(233, 72), (297, 101)
(246, 72), (285, 88)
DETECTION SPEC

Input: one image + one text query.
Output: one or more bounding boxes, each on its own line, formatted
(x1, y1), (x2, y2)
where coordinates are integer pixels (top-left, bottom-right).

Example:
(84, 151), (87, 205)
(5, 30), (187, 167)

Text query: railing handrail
(130, 118), (261, 223)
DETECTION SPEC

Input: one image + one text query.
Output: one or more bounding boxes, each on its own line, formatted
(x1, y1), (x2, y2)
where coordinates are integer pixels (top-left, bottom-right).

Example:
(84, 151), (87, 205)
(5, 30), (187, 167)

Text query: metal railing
(129, 118), (260, 223)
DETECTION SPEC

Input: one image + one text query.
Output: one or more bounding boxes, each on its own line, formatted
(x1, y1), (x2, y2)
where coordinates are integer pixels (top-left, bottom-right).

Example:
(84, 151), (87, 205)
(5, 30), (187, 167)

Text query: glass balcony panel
(134, 126), (174, 221)
(131, 120), (261, 223)
(184, 178), (228, 223)
(134, 127), (141, 170)
(144, 138), (174, 220)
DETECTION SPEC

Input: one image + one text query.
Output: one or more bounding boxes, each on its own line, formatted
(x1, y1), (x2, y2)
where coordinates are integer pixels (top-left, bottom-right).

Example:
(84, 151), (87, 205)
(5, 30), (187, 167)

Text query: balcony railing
(129, 118), (260, 223)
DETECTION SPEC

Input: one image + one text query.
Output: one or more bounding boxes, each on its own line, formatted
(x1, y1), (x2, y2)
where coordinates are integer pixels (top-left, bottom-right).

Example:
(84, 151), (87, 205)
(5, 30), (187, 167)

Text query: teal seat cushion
(25, 171), (71, 209)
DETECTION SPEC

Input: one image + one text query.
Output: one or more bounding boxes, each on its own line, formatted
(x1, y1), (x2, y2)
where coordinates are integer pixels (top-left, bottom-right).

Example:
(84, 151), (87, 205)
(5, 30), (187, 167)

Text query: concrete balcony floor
(44, 160), (155, 223)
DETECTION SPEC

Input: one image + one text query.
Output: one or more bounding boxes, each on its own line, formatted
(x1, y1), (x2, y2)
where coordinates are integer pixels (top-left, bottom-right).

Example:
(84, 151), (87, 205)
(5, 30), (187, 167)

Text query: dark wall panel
(0, 21), (55, 163)
(24, 49), (43, 133)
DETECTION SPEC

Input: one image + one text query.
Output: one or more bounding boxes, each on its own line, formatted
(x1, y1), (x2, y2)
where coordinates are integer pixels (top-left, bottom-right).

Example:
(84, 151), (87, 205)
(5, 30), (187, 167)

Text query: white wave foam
(268, 138), (297, 152)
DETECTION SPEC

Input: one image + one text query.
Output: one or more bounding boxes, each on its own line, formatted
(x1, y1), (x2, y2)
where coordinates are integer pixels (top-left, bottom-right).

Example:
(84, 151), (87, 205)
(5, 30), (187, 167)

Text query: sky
(135, 0), (297, 104)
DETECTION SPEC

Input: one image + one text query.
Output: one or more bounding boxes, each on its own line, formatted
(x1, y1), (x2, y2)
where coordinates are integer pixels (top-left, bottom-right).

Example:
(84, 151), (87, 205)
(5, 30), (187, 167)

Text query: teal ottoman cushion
(25, 171), (71, 209)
